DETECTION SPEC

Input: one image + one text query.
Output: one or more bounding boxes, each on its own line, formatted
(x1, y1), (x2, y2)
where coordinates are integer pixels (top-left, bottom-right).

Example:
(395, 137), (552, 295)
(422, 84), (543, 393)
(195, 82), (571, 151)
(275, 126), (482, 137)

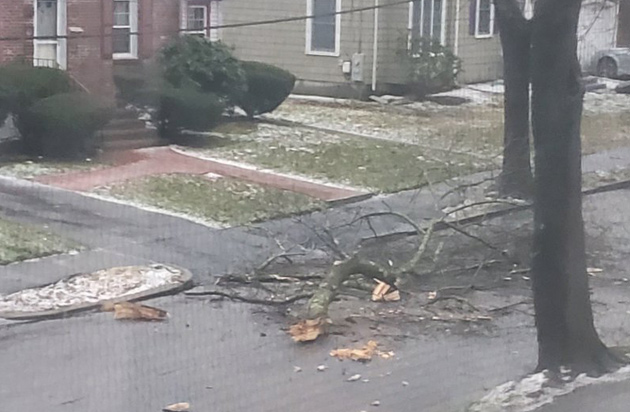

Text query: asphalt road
(1, 144), (630, 412)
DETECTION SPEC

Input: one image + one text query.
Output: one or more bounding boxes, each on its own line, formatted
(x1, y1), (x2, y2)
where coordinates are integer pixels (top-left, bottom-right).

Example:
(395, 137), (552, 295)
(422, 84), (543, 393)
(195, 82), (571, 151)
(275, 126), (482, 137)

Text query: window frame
(408, 0), (447, 46)
(187, 5), (209, 37)
(305, 0), (341, 57)
(474, 0), (495, 39)
(33, 0), (67, 69)
(113, 0), (138, 60)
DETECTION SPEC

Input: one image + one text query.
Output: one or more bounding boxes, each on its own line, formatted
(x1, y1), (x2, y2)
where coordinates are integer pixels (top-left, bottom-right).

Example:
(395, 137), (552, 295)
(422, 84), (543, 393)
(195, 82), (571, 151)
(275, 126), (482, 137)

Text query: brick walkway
(35, 147), (368, 203)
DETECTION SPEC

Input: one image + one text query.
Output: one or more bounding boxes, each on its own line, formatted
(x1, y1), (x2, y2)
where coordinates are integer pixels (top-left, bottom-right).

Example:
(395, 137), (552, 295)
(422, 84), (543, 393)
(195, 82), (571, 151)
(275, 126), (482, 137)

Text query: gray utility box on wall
(351, 53), (365, 82)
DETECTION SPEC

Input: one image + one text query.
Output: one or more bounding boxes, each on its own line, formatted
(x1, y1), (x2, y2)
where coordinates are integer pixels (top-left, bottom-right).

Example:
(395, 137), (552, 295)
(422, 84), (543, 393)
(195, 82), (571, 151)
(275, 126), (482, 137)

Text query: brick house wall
(0, 1), (31, 63)
(0, 0), (183, 101)
(66, 0), (115, 99)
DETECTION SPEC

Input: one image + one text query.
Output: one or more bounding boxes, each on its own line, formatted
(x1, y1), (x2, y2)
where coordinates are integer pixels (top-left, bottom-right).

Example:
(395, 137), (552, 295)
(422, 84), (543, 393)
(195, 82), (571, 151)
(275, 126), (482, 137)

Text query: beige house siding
(454, 0), (503, 83)
(220, 0), (375, 91)
(218, 0), (503, 96)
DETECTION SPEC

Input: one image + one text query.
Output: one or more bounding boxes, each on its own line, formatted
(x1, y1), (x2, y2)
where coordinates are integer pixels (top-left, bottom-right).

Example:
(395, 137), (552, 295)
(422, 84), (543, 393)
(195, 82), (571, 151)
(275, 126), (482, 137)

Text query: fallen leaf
(330, 340), (378, 362)
(111, 301), (168, 321)
(289, 317), (327, 342)
(372, 280), (401, 302)
(162, 402), (190, 412)
(347, 374), (362, 382)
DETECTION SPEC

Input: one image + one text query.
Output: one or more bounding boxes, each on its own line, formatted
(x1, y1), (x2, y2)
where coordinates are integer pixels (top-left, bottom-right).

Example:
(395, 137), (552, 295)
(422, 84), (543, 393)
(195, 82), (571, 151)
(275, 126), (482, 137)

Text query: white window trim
(33, 0), (67, 69)
(113, 0), (138, 60)
(187, 5), (208, 37)
(474, 0), (495, 39)
(407, 0), (447, 46)
(305, 0), (341, 57)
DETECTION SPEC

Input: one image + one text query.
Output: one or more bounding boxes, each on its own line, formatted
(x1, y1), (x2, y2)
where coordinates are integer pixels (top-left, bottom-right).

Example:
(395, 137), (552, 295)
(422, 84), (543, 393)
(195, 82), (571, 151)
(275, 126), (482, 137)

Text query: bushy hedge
(400, 37), (461, 99)
(239, 61), (296, 117)
(0, 65), (73, 124)
(156, 87), (225, 142)
(159, 36), (247, 105)
(110, 38), (296, 144)
(20, 92), (113, 159)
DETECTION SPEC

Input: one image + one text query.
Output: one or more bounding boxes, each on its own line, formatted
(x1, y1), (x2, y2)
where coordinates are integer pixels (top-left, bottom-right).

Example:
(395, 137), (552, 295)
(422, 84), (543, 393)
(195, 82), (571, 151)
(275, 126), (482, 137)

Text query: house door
(409, 0), (446, 45)
(618, 0), (630, 47)
(33, 0), (67, 69)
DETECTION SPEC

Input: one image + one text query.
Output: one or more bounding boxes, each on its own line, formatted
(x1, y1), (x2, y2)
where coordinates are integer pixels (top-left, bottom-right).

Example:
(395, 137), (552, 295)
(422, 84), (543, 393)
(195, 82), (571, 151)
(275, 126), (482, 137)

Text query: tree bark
(495, 0), (533, 199)
(530, 0), (623, 374)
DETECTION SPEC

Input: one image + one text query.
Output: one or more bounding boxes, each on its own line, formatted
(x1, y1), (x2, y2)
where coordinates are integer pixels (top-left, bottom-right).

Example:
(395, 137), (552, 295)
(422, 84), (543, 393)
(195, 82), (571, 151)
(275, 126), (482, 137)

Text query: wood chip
(347, 374), (362, 382)
(289, 317), (328, 342)
(108, 301), (168, 321)
(163, 402), (190, 412)
(330, 340), (380, 362)
(372, 280), (401, 302)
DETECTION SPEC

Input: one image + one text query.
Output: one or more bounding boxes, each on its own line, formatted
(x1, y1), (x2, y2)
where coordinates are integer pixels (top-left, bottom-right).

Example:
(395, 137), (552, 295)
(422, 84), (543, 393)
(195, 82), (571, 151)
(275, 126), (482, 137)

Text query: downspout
(454, 0), (461, 56)
(371, 0), (379, 92)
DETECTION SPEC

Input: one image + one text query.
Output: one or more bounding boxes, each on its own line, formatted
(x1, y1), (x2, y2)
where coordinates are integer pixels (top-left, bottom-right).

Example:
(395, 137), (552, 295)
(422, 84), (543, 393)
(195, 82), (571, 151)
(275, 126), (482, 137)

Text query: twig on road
(185, 290), (313, 306)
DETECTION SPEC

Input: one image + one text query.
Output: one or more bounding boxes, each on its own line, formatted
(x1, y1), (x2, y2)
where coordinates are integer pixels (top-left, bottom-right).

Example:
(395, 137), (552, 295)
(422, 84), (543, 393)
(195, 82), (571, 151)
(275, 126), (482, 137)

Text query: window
(472, 0), (495, 38)
(113, 0), (138, 58)
(409, 0), (445, 44)
(187, 5), (208, 37)
(306, 0), (341, 56)
(34, 0), (66, 69)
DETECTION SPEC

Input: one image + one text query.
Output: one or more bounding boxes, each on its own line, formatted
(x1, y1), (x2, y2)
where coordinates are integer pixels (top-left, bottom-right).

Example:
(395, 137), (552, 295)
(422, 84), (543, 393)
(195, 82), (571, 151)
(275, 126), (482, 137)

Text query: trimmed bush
(156, 87), (225, 142)
(20, 93), (112, 159)
(0, 65), (73, 114)
(159, 36), (246, 104)
(239, 61), (296, 117)
(0, 64), (75, 153)
(399, 37), (461, 99)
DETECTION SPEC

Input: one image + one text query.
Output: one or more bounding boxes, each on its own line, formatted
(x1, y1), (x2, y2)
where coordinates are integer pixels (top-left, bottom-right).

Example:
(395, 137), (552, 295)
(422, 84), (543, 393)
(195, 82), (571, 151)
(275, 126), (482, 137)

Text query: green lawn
(0, 218), (78, 265)
(98, 175), (324, 226)
(184, 123), (492, 193)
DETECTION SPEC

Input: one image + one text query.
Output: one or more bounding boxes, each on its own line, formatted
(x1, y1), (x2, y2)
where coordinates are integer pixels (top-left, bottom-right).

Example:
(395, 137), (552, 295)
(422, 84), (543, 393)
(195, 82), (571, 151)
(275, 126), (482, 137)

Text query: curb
(0, 265), (194, 321)
(368, 178), (630, 243)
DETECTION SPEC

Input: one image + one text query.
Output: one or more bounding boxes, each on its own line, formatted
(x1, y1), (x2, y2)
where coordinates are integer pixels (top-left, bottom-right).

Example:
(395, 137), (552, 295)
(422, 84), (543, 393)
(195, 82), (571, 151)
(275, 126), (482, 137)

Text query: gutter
(371, 0), (380, 92)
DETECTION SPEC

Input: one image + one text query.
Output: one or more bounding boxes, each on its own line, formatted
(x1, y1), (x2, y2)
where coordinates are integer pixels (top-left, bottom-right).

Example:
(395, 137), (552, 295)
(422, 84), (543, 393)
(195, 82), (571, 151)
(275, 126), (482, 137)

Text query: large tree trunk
(530, 0), (621, 374)
(495, 0), (533, 199)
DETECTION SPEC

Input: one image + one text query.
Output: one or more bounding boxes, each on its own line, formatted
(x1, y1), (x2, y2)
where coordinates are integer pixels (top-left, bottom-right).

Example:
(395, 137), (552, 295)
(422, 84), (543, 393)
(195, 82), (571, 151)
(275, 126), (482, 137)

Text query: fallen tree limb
(306, 255), (396, 319)
(219, 273), (323, 284)
(185, 290), (313, 306)
(256, 252), (306, 273)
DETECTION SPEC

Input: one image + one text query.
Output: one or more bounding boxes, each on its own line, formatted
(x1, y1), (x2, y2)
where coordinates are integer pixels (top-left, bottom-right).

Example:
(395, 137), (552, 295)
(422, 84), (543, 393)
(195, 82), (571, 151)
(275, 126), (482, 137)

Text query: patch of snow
(468, 366), (630, 412)
(172, 145), (366, 193)
(467, 81), (505, 94)
(429, 87), (497, 105)
(0, 264), (187, 314)
(289, 94), (356, 105)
